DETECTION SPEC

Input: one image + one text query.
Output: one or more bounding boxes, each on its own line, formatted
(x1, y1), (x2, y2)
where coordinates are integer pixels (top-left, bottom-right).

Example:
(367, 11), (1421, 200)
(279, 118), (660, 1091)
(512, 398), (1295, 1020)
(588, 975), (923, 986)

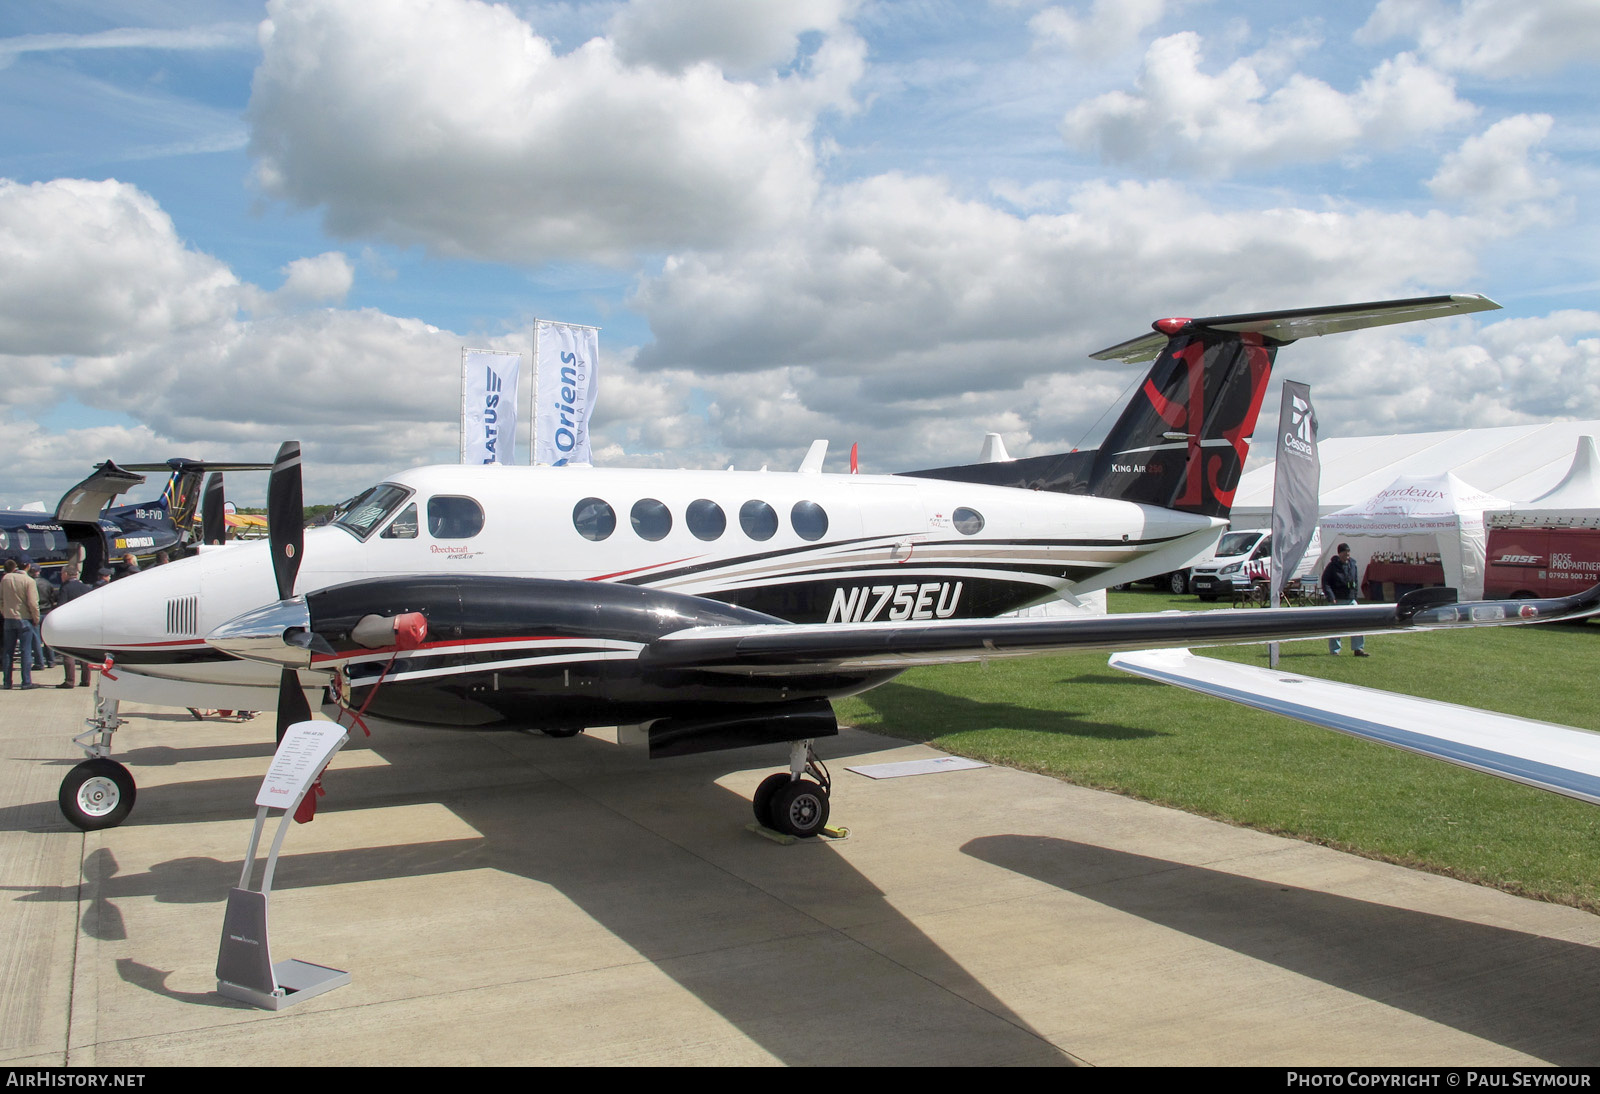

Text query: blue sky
(1, 0), (1597, 507)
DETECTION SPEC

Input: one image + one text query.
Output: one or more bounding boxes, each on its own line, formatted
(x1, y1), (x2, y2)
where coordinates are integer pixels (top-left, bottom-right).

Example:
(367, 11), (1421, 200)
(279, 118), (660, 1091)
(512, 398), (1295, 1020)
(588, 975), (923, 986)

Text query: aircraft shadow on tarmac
(13, 720), (1075, 1065)
(847, 680), (1167, 742)
(964, 834), (1600, 1066)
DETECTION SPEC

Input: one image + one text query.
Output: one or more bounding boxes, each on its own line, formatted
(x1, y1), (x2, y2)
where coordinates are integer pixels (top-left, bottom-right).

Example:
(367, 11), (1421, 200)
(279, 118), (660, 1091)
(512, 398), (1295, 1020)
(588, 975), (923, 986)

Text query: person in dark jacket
(1321, 542), (1367, 657)
(55, 568), (94, 687)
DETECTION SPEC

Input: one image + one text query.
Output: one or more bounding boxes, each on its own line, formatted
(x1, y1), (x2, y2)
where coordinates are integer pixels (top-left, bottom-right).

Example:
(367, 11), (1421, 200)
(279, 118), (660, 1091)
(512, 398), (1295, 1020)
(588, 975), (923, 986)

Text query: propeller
(200, 472), (226, 546)
(268, 441), (304, 603)
(266, 441), (305, 743)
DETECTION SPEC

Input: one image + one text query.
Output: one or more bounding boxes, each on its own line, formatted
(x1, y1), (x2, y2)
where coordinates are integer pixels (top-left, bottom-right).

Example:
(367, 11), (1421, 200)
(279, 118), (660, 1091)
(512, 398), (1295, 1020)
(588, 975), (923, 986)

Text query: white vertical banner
(533, 321), (599, 466)
(461, 348), (521, 465)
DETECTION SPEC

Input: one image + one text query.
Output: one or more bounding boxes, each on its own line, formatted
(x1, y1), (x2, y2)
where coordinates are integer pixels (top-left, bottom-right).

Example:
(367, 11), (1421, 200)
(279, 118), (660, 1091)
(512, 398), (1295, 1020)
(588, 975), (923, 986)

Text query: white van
(1187, 530), (1273, 601)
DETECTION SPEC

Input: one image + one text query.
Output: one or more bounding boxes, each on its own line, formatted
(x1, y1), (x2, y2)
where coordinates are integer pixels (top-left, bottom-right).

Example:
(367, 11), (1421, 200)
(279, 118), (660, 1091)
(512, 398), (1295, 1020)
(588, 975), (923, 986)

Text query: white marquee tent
(1229, 420), (1600, 598)
(1319, 472), (1509, 600)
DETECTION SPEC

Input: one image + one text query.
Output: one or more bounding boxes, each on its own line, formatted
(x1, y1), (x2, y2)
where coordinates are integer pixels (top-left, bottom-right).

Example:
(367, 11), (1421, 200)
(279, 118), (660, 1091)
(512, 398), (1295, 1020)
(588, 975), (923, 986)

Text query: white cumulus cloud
(0, 178), (239, 358)
(247, 0), (863, 264)
(1062, 32), (1476, 176)
(1028, 0), (1185, 59)
(1427, 114), (1562, 222)
(1359, 0), (1600, 76)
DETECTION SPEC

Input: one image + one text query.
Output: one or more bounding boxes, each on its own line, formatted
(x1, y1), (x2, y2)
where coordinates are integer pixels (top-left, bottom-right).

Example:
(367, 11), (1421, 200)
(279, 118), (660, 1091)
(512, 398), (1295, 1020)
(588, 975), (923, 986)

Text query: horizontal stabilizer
(1109, 648), (1600, 805)
(1091, 294), (1501, 364)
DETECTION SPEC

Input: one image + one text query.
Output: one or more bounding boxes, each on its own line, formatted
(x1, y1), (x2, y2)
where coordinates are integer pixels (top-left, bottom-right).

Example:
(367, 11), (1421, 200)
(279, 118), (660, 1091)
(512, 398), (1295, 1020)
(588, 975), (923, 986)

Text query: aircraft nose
(206, 598), (313, 669)
(42, 591), (103, 657)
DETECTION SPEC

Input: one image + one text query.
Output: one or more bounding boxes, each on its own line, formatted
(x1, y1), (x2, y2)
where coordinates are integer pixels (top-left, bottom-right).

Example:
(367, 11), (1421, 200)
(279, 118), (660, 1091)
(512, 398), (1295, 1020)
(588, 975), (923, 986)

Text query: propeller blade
(267, 441), (304, 601)
(276, 667), (311, 744)
(201, 472), (226, 545)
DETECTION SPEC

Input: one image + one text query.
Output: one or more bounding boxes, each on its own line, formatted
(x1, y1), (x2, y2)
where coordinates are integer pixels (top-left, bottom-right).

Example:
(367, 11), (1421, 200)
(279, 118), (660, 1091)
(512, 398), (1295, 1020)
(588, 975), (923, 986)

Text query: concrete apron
(3, 686), (1599, 1066)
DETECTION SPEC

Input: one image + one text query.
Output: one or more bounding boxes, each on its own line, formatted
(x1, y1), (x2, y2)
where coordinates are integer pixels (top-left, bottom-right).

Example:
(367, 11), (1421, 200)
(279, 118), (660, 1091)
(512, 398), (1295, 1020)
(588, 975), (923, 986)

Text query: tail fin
(160, 468), (205, 536)
(905, 294), (1499, 519)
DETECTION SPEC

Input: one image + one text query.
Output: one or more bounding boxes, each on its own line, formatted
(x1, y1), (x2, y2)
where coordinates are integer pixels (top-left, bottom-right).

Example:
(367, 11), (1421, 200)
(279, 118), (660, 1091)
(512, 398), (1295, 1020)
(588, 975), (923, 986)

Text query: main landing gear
(752, 739), (832, 839)
(59, 690), (137, 831)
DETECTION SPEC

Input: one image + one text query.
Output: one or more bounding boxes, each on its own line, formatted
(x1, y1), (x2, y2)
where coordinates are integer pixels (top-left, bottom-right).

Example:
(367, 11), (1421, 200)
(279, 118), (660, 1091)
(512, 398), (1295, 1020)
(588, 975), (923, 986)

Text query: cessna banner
(45, 294), (1600, 835)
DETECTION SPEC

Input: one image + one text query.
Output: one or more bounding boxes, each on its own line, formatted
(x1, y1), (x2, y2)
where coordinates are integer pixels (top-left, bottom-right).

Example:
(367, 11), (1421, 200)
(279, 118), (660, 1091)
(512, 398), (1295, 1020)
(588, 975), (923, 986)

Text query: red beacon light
(1153, 317), (1192, 336)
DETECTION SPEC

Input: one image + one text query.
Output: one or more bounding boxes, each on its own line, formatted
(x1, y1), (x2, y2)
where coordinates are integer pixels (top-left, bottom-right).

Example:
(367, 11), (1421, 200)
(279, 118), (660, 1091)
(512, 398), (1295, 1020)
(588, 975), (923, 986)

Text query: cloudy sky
(1, 0), (1597, 507)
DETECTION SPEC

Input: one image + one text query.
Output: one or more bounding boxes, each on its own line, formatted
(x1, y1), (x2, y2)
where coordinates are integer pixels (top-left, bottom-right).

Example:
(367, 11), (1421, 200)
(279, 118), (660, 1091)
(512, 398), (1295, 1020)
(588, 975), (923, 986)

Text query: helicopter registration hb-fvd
(45, 293), (1600, 837)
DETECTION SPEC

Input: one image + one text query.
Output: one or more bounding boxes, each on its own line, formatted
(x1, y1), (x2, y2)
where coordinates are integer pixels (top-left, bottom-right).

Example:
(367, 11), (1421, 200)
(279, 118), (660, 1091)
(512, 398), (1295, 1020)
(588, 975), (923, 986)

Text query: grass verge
(833, 588), (1600, 911)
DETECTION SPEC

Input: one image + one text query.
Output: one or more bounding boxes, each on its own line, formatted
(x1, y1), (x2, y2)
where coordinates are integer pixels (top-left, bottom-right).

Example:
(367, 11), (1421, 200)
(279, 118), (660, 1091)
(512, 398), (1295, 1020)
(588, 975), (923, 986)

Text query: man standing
(2, 559), (41, 689)
(28, 563), (55, 670)
(1321, 542), (1368, 657)
(55, 568), (93, 688)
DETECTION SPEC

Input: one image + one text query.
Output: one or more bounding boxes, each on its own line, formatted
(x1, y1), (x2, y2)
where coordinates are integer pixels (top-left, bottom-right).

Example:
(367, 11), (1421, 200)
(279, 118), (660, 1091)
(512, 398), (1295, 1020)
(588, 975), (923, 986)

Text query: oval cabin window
(573, 497), (616, 541)
(953, 507), (985, 535)
(791, 500), (828, 542)
(687, 499), (726, 541)
(740, 500), (778, 541)
(631, 498), (672, 542)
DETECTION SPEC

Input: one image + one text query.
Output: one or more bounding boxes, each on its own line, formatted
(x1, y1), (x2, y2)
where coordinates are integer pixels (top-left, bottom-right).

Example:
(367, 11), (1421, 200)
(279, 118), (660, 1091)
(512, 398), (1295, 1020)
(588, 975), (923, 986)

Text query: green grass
(834, 589), (1600, 911)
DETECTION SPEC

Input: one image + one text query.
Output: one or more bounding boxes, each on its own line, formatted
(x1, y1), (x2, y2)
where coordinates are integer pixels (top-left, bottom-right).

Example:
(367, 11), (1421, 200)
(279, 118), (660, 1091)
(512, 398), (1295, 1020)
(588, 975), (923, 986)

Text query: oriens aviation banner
(461, 349), (521, 465)
(534, 322), (599, 466)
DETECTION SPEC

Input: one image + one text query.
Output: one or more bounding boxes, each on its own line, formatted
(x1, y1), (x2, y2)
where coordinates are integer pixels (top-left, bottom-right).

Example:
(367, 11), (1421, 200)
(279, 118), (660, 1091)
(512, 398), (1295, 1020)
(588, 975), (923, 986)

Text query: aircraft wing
(1108, 648), (1600, 806)
(641, 585), (1600, 675)
(1090, 294), (1501, 364)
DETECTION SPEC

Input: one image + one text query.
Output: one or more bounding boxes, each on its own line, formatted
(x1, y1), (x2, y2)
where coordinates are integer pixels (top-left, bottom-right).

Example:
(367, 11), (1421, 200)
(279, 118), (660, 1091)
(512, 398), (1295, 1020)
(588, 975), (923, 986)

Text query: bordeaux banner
(534, 321), (599, 466)
(1270, 380), (1320, 601)
(461, 349), (521, 465)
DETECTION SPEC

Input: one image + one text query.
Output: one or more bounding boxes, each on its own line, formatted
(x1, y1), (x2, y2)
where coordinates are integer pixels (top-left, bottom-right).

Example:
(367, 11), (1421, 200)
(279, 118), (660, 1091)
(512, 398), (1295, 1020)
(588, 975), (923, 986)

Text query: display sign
(256, 721), (348, 810)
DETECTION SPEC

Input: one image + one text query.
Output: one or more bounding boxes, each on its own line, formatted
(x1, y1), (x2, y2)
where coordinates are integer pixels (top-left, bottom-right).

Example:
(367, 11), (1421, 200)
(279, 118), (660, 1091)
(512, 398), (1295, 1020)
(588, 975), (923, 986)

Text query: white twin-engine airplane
(44, 294), (1600, 836)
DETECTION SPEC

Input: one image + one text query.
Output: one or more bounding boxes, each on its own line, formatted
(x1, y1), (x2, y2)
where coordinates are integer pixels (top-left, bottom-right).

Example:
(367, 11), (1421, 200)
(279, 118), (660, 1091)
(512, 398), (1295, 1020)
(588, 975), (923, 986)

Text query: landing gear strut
(59, 689), (137, 831)
(752, 739), (831, 838)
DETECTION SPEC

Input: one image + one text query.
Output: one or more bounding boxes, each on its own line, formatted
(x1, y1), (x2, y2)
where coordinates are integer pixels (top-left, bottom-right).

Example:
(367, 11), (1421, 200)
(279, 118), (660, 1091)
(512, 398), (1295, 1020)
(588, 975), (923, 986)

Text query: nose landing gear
(59, 690), (136, 831)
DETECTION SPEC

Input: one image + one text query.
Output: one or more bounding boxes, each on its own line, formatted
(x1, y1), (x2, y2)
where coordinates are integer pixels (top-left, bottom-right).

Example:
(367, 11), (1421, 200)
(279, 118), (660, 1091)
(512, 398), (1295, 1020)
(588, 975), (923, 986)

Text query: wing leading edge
(1109, 648), (1600, 806)
(642, 584), (1600, 675)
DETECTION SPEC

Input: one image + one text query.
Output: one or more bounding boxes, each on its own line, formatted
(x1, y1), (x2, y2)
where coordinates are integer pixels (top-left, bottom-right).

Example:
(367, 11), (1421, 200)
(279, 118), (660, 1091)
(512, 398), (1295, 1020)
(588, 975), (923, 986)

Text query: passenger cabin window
(428, 496), (484, 539)
(687, 499), (726, 541)
(791, 500), (828, 542)
(953, 507), (985, 535)
(740, 500), (777, 541)
(573, 497), (615, 541)
(631, 498), (672, 542)
(16, 531), (29, 553)
(381, 503), (418, 539)
(0, 531), (8, 550)
(333, 484), (413, 541)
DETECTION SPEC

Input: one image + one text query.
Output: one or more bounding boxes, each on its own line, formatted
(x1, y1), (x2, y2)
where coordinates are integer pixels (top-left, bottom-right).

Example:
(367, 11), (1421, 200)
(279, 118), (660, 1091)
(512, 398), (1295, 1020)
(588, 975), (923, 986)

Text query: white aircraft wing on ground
(1108, 648), (1600, 805)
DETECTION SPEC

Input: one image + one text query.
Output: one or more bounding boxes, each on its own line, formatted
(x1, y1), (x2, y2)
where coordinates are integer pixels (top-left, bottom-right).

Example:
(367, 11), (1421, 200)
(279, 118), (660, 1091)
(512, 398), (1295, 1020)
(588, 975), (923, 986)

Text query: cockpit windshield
(331, 484), (414, 540)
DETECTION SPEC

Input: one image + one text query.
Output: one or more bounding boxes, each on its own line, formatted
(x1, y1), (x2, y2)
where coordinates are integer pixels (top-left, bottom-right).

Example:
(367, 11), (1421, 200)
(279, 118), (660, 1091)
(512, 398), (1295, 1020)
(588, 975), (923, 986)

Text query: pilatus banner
(1270, 380), (1320, 601)
(461, 348), (521, 465)
(534, 321), (600, 466)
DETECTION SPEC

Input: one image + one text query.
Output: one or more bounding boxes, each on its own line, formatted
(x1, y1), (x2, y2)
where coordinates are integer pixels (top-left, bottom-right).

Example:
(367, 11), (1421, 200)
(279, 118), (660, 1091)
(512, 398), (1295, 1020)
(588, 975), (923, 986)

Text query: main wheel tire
(59, 758), (136, 831)
(770, 779), (830, 839)
(1168, 571), (1188, 595)
(752, 772), (792, 829)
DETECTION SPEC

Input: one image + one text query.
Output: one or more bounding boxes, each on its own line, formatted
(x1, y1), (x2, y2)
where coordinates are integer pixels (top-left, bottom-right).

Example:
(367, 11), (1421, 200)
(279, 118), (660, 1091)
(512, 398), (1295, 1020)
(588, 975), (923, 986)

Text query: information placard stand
(216, 720), (351, 1011)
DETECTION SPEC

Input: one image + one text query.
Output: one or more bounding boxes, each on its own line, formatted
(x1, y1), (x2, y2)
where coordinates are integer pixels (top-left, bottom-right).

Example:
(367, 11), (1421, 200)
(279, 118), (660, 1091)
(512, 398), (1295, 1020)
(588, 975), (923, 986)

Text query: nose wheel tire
(59, 758), (137, 831)
(751, 772), (793, 830)
(770, 779), (830, 839)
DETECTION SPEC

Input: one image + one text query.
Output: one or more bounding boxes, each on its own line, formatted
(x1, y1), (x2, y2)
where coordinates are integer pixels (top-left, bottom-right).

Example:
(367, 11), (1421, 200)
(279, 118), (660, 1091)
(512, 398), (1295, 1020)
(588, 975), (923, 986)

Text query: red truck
(1483, 525), (1600, 599)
